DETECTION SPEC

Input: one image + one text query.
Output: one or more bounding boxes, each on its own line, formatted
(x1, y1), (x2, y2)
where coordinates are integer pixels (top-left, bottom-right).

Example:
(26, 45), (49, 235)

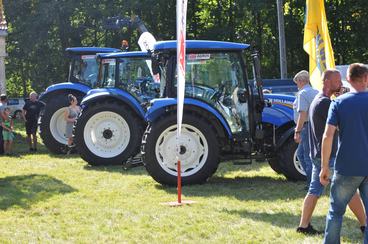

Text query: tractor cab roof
(154, 40), (250, 51)
(97, 51), (149, 59)
(65, 47), (121, 56)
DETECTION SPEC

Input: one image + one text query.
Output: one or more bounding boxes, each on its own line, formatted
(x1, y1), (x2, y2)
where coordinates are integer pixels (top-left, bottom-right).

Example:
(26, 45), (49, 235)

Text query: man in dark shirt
(321, 64), (368, 243)
(297, 69), (366, 235)
(22, 92), (44, 151)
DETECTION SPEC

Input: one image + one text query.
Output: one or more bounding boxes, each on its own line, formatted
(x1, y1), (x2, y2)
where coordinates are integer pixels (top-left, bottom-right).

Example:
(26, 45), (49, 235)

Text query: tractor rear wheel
(40, 93), (82, 154)
(142, 113), (219, 186)
(74, 101), (144, 166)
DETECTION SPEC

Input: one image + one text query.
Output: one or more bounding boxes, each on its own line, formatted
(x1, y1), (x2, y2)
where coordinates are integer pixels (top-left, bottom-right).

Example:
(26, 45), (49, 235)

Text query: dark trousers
(0, 126), (4, 154)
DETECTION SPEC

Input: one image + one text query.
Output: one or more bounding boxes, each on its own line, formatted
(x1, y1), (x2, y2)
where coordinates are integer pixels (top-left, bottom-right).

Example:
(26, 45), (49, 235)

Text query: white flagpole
(176, 0), (187, 204)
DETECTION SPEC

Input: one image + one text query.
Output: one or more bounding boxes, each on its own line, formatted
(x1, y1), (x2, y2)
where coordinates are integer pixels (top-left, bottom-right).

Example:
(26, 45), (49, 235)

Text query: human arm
(294, 111), (308, 143)
(320, 124), (337, 186)
(22, 109), (27, 121)
(1, 121), (12, 132)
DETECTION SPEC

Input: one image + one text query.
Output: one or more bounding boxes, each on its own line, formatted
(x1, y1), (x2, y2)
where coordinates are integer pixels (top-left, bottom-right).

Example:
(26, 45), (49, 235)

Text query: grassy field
(0, 122), (364, 243)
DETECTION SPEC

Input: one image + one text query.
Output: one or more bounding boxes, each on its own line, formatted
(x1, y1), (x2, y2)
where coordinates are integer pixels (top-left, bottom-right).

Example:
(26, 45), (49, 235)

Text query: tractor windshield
(98, 57), (160, 102)
(183, 52), (249, 134)
(70, 55), (99, 88)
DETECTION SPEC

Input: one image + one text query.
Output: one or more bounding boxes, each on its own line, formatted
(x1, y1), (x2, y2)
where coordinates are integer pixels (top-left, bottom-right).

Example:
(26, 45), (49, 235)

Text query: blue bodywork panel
(262, 79), (297, 96)
(262, 94), (295, 126)
(65, 47), (121, 55)
(146, 98), (233, 138)
(39, 82), (90, 101)
(154, 40), (250, 51)
(146, 93), (296, 139)
(97, 51), (149, 59)
(82, 88), (145, 118)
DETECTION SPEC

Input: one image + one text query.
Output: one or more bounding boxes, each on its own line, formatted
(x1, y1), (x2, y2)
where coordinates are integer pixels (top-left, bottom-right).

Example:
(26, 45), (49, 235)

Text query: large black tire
(40, 92), (83, 154)
(142, 113), (219, 186)
(74, 100), (144, 166)
(277, 137), (306, 181)
(267, 158), (286, 175)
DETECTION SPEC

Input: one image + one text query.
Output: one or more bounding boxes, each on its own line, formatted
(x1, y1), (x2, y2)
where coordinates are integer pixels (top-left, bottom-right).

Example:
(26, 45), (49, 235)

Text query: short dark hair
(348, 63), (368, 82)
(0, 94), (7, 101)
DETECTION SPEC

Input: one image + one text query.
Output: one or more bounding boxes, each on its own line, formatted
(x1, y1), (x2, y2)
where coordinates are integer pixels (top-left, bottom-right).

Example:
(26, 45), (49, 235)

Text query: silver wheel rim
(84, 111), (130, 158)
(50, 108), (68, 144)
(155, 124), (209, 177)
(294, 150), (306, 176)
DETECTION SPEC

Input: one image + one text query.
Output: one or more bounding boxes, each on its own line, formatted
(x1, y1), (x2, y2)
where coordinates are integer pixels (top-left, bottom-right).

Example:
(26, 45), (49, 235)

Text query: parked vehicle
(6, 98), (26, 119)
(39, 15), (155, 154)
(140, 40), (303, 185)
(38, 47), (120, 154)
(74, 51), (159, 165)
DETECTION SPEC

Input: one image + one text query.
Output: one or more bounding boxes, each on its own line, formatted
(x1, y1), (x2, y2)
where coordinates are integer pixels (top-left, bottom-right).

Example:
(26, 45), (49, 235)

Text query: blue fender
(39, 82), (90, 102)
(81, 88), (145, 119)
(262, 94), (295, 126)
(146, 98), (232, 138)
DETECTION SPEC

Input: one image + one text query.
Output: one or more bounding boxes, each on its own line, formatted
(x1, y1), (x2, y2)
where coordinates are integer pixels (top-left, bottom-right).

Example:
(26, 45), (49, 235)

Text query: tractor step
(123, 154), (144, 170)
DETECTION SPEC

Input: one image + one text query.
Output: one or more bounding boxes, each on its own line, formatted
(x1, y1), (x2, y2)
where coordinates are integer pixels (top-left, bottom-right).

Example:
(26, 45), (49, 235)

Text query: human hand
(319, 168), (330, 186)
(294, 132), (301, 143)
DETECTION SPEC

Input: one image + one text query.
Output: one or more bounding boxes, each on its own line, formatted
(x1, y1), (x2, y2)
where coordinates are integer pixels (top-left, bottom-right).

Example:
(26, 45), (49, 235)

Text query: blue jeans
(297, 124), (313, 185)
(308, 157), (335, 197)
(324, 173), (368, 244)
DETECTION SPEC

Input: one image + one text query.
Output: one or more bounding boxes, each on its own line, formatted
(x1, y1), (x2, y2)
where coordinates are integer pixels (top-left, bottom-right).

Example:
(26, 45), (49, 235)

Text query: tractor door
(182, 52), (251, 136)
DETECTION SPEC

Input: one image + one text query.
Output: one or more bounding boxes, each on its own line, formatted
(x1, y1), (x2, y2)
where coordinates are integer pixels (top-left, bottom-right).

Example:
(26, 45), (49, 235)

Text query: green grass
(0, 122), (363, 243)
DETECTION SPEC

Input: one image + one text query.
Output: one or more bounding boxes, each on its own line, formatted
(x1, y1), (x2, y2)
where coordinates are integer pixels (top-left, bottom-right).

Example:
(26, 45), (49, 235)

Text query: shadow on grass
(0, 174), (76, 210)
(83, 164), (147, 175)
(224, 208), (362, 242)
(155, 175), (306, 201)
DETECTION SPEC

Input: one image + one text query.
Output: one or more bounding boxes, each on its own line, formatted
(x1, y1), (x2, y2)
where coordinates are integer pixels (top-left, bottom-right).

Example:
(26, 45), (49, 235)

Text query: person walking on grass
(293, 70), (318, 188)
(320, 63), (368, 243)
(22, 91), (44, 152)
(1, 107), (15, 155)
(296, 69), (366, 235)
(64, 94), (80, 154)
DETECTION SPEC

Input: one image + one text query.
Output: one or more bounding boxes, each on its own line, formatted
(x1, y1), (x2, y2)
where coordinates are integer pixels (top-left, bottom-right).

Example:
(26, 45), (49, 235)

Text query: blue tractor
(140, 40), (303, 185)
(39, 47), (120, 154)
(39, 15), (156, 154)
(74, 51), (159, 165)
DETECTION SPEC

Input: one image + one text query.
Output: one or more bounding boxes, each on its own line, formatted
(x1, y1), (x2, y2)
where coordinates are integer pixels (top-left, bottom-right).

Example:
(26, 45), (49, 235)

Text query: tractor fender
(39, 82), (90, 103)
(275, 126), (295, 150)
(146, 98), (231, 139)
(81, 88), (145, 119)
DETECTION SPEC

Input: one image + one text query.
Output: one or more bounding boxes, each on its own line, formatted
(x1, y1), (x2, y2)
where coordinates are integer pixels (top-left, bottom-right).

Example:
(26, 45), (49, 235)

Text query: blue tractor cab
(74, 51), (160, 166)
(141, 40), (302, 185)
(39, 47), (120, 154)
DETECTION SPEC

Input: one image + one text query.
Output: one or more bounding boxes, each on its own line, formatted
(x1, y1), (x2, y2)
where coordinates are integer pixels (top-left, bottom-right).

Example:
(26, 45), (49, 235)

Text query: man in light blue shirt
(293, 70), (318, 187)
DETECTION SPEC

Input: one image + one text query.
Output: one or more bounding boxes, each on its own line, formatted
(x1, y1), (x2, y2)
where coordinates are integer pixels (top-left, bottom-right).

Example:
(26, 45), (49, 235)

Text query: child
(1, 107), (15, 155)
(64, 94), (80, 154)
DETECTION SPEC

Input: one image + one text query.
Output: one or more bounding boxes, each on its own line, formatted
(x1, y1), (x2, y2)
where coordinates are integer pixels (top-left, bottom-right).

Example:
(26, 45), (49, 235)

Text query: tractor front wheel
(142, 113), (219, 186)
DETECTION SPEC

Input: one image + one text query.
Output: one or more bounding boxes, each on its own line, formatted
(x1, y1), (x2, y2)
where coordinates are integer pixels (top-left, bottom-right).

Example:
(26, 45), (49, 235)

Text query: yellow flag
(303, 0), (335, 90)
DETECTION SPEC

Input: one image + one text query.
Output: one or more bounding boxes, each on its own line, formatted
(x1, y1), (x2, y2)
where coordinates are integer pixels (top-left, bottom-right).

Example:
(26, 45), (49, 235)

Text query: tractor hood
(262, 93), (295, 126)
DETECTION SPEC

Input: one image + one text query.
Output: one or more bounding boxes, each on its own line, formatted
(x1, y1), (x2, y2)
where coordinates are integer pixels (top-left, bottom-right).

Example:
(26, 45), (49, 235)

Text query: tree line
(4, 0), (368, 97)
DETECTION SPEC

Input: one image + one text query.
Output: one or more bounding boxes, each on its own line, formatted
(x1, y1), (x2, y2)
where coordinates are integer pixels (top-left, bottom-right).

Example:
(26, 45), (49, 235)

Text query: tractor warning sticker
(81, 55), (95, 60)
(187, 53), (211, 60)
(101, 59), (116, 64)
